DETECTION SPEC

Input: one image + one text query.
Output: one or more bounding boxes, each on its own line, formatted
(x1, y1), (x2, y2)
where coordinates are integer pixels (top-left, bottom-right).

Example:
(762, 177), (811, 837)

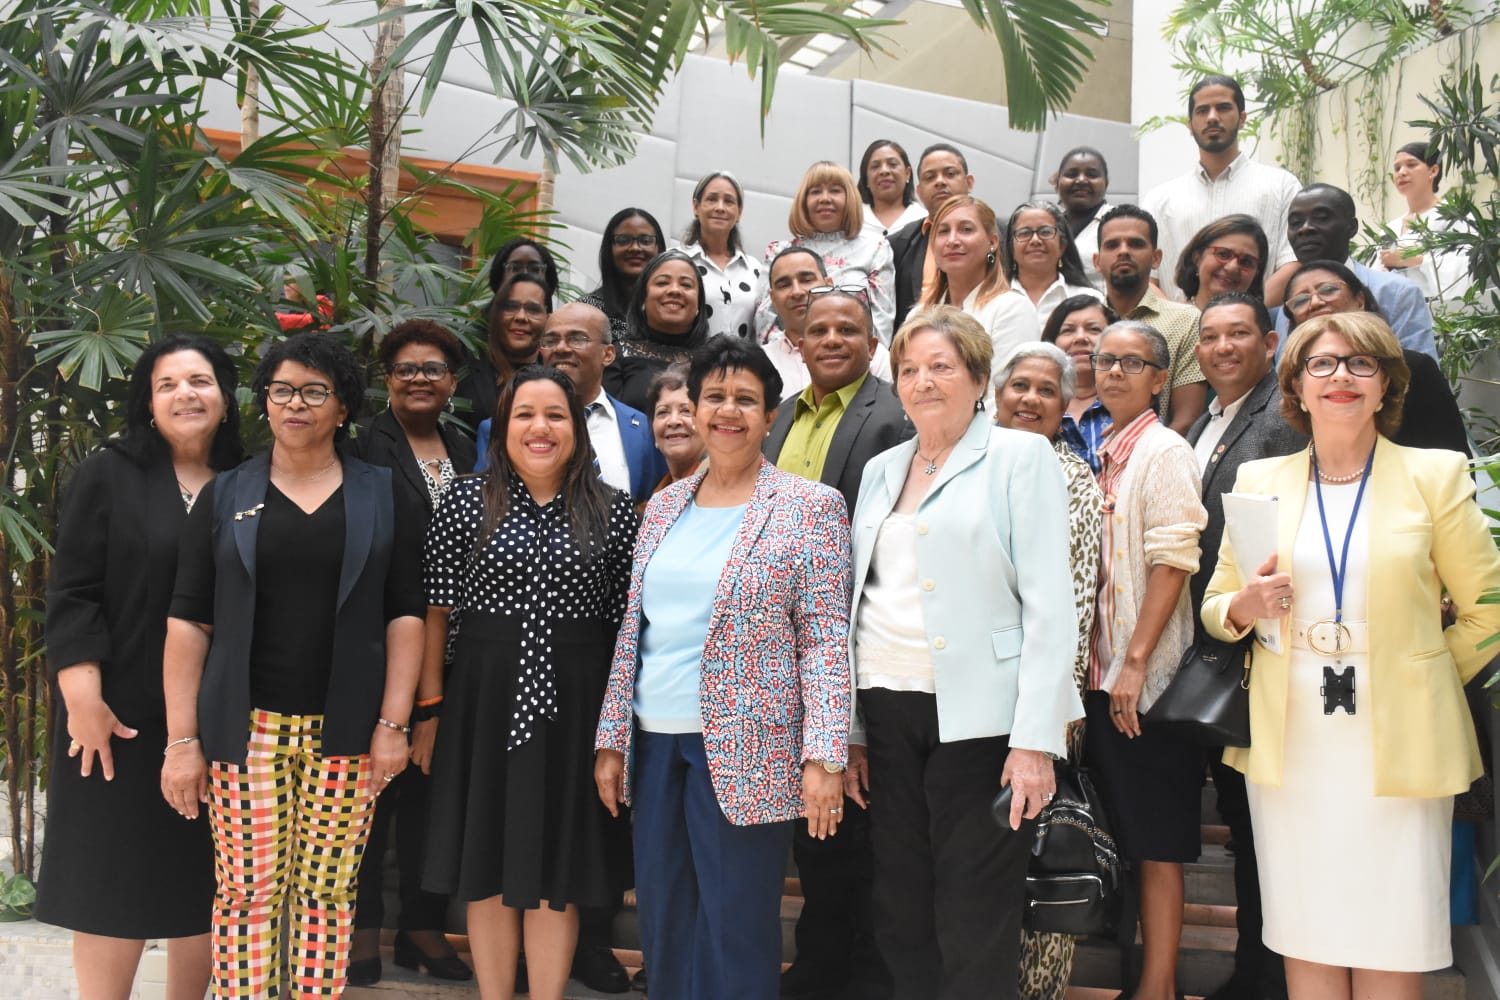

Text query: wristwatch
(814, 759), (845, 774)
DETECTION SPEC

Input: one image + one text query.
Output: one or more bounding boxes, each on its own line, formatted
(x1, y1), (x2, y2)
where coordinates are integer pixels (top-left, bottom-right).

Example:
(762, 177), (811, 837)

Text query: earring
(974, 398), (986, 412)
(1299, 400), (1308, 411)
(445, 397), (455, 413)
(986, 250), (996, 267)
(150, 417), (157, 429)
(1376, 401), (1384, 411)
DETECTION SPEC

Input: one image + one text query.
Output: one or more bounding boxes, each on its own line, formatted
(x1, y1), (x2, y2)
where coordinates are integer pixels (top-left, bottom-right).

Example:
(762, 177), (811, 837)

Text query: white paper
(1221, 492), (1282, 654)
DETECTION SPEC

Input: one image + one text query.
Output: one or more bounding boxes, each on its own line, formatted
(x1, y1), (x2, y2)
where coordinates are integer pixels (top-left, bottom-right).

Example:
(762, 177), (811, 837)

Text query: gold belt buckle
(1306, 619), (1351, 657)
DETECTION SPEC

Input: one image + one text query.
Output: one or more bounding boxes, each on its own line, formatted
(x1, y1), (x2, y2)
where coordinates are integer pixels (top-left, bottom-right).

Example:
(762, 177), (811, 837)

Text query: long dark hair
(1005, 201), (1090, 287)
(480, 365), (612, 552)
(119, 335), (244, 469)
(856, 139), (916, 209)
(487, 237), (560, 296)
(596, 208), (666, 322)
(626, 249), (711, 345)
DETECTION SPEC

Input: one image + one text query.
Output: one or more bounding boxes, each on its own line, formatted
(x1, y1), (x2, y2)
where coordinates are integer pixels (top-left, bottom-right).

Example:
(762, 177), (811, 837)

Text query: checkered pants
(208, 709), (375, 999)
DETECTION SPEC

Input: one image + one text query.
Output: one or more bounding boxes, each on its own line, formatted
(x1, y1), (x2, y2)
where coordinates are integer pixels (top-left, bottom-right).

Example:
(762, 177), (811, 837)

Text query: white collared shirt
(1141, 152), (1301, 301)
(1030, 277), (1105, 331)
(1193, 390), (1250, 472)
(584, 390), (631, 493)
(681, 242), (762, 339)
(955, 287), (1042, 379)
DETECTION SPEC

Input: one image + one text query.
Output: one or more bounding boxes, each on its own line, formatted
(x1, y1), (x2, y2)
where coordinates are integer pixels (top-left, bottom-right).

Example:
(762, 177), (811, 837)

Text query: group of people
(34, 69), (1499, 1000)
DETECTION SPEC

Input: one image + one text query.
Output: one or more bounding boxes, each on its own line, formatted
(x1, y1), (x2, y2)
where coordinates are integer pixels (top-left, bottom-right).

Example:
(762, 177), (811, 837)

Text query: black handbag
(995, 763), (1121, 936)
(1143, 635), (1253, 747)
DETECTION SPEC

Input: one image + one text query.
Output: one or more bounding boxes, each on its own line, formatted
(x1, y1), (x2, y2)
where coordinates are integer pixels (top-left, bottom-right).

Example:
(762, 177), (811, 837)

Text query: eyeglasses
(807, 283), (870, 306)
(1285, 282), (1350, 316)
(611, 233), (660, 249)
(266, 381), (334, 406)
(1302, 354), (1387, 378)
(540, 331), (599, 350)
(1203, 244), (1261, 271)
(389, 361), (451, 382)
(1089, 353), (1164, 374)
(503, 260), (546, 276)
(498, 300), (547, 318)
(1013, 225), (1060, 243)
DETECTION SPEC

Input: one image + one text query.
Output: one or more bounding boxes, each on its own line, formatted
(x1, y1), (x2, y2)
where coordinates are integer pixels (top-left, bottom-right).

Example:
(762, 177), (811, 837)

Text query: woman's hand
(65, 696), (137, 781)
(595, 748), (626, 818)
(1110, 659), (1147, 738)
(802, 762), (845, 840)
(160, 742), (209, 820)
(368, 724), (409, 802)
(1227, 554), (1294, 632)
(844, 744), (870, 809)
(410, 719), (439, 775)
(998, 748), (1056, 831)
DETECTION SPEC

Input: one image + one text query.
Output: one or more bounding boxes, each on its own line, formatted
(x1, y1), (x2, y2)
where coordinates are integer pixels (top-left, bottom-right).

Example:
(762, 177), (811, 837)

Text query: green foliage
(0, 873), (36, 922)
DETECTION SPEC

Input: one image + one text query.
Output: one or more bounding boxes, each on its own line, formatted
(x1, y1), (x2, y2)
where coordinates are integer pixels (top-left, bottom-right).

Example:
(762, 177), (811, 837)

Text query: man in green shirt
(762, 286), (910, 1000)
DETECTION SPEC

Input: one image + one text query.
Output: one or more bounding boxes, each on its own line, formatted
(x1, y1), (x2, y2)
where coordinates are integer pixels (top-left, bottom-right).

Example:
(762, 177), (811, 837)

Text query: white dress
(1248, 481), (1453, 972)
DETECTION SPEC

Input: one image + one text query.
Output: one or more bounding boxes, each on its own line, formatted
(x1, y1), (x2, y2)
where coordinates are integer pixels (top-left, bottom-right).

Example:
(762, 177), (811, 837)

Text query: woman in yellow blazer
(1202, 311), (1500, 1000)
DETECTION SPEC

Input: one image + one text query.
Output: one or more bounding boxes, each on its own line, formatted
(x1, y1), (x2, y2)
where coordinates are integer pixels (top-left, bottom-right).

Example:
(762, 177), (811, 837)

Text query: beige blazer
(1202, 437), (1500, 796)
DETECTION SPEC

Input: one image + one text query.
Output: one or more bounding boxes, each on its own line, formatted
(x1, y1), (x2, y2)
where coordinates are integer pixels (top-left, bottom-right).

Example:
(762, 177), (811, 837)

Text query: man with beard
(764, 287), (909, 1000)
(1279, 183), (1437, 359)
(1141, 74), (1301, 302)
(1094, 204), (1207, 433)
(887, 143), (975, 328)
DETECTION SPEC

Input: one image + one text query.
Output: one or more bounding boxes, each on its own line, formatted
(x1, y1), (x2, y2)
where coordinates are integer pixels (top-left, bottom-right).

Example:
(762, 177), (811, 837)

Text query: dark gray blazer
(763, 373), (913, 516)
(887, 216), (929, 331)
(1185, 370), (1308, 610)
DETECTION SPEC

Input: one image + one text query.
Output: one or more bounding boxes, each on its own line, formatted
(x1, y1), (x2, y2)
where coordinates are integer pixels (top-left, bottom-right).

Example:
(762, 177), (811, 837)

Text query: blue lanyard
(1311, 445), (1375, 626)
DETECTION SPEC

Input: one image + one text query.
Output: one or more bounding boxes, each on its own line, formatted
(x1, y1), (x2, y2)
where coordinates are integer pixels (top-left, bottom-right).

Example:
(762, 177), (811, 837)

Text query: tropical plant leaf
(29, 286), (154, 390)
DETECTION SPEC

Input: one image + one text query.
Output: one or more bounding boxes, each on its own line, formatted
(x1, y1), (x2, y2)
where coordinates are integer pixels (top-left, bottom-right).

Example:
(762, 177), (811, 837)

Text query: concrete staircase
(346, 780), (1472, 999)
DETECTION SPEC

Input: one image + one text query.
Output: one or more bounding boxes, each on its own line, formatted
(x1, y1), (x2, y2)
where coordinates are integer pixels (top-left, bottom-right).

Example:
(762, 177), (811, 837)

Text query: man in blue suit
(476, 302), (667, 506)
(1277, 183), (1437, 359)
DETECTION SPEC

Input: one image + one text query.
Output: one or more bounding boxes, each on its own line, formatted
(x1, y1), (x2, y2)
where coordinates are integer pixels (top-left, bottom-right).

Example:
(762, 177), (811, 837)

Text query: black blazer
(763, 374), (913, 515)
(887, 216), (930, 330)
(1185, 371), (1307, 609)
(187, 454), (408, 764)
(347, 409), (477, 522)
(46, 446), (188, 722)
(1392, 349), (1470, 456)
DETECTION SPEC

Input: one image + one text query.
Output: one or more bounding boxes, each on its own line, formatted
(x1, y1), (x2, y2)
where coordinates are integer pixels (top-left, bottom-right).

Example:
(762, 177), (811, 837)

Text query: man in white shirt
(1141, 74), (1301, 303)
(1185, 290), (1304, 1000)
(539, 302), (665, 504)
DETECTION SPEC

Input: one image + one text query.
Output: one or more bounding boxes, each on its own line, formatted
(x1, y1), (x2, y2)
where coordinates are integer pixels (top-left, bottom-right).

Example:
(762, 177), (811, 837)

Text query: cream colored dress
(1248, 481), (1453, 971)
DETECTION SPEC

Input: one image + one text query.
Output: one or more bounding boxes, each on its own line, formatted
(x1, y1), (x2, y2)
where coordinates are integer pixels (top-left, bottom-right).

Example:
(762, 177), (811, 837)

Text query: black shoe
(780, 961), (843, 998)
(572, 944), (631, 993)
(392, 931), (474, 981)
(346, 956), (381, 988)
(632, 966), (648, 992)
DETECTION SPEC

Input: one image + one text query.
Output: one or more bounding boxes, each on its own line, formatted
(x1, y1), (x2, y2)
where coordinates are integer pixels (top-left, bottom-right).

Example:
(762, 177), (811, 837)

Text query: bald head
(540, 301), (615, 400)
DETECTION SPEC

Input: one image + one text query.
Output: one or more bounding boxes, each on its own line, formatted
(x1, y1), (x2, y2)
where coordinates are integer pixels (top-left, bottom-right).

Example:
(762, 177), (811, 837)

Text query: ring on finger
(829, 806), (842, 814)
(68, 740), (81, 753)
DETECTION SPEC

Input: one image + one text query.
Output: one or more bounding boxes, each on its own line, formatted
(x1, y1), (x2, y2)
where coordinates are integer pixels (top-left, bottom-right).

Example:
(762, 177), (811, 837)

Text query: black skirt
(422, 613), (631, 909)
(34, 709), (215, 938)
(1082, 691), (1202, 863)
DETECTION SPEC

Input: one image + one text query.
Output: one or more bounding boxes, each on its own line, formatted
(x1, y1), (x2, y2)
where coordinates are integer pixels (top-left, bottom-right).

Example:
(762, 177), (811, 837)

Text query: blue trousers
(633, 730), (793, 1000)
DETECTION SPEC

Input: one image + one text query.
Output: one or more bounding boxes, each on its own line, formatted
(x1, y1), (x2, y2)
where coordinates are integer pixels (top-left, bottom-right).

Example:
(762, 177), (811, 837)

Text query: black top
(887, 216), (930, 330)
(1392, 349), (1470, 456)
(603, 331), (703, 414)
(580, 289), (630, 345)
(346, 408), (478, 524)
(424, 475), (638, 746)
(45, 446), (191, 722)
(170, 455), (426, 762)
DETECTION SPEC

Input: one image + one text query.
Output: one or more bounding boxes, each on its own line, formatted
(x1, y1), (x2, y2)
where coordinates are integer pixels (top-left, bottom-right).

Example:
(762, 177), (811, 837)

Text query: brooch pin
(234, 503), (265, 521)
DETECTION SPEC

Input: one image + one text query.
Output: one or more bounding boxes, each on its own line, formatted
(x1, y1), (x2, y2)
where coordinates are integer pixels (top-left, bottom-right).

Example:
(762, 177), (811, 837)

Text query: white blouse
(1026, 277), (1106, 332)
(853, 512), (936, 693)
(952, 286), (1042, 380)
(861, 201), (927, 239)
(756, 230), (896, 345)
(681, 242), (762, 339)
(1372, 210), (1472, 305)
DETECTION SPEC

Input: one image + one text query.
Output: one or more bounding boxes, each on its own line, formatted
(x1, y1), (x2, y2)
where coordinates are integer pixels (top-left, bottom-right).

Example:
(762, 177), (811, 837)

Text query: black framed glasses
(1013, 225), (1060, 243)
(807, 283), (870, 306)
(540, 331), (599, 350)
(503, 260), (546, 276)
(266, 381), (334, 406)
(1302, 353), (1387, 378)
(611, 233), (660, 249)
(389, 361), (451, 382)
(1089, 353), (1163, 374)
(1285, 282), (1350, 316)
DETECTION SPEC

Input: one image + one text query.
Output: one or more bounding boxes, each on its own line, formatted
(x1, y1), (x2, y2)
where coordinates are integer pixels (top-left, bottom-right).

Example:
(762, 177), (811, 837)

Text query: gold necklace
(271, 456), (339, 482)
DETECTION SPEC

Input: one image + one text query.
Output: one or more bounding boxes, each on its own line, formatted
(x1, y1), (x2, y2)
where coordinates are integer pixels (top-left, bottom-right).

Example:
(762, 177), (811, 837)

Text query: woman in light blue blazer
(843, 305), (1082, 1000)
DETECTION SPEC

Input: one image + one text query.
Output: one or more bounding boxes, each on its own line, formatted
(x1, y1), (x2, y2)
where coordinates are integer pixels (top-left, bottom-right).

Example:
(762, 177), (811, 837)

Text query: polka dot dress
(424, 474), (637, 749)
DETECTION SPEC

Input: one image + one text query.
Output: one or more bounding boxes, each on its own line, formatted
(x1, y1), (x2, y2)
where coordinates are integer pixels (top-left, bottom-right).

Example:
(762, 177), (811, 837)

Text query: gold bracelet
(376, 717), (411, 735)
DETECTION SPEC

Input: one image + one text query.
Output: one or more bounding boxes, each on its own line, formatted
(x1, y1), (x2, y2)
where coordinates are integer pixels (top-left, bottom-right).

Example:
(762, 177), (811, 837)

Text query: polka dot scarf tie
(508, 482), (561, 750)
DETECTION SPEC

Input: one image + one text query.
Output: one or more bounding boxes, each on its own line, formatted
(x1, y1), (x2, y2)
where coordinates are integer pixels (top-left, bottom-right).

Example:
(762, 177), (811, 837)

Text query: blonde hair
(890, 305), (993, 391)
(1278, 312), (1410, 436)
(918, 196), (1012, 311)
(788, 161), (864, 239)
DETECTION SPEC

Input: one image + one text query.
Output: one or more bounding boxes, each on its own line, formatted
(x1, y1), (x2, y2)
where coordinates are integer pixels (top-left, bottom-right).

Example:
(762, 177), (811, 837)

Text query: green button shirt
(775, 373), (868, 482)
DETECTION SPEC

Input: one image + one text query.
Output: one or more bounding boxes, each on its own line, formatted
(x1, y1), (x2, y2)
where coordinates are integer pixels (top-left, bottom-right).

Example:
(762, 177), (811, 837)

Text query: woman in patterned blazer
(595, 335), (853, 1000)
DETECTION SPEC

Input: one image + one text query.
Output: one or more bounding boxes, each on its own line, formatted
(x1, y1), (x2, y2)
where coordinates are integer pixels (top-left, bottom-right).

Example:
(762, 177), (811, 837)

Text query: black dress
(421, 476), (638, 909)
(36, 446), (215, 938)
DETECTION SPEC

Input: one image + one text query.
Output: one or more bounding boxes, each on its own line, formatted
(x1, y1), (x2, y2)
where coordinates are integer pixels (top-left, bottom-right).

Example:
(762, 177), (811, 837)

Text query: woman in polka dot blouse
(416, 365), (640, 1000)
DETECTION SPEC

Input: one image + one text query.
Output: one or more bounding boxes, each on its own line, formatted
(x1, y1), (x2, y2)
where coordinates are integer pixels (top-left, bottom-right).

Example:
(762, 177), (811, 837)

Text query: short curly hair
(686, 335), (783, 414)
(377, 319), (464, 372)
(252, 332), (366, 441)
(1277, 312), (1409, 437)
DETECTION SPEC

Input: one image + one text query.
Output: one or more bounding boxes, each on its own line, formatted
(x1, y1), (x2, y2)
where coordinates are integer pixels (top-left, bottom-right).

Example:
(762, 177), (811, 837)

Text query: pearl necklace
(1311, 445), (1369, 483)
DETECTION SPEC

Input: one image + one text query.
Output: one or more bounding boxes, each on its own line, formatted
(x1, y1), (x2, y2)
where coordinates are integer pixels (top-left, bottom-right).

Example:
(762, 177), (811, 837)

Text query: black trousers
(354, 764), (450, 931)
(1211, 758), (1289, 1000)
(862, 689), (1033, 1000)
(790, 792), (891, 995)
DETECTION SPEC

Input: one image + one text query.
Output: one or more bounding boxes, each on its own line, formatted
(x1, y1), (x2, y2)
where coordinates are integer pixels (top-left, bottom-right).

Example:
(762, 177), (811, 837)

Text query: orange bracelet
(416, 695), (444, 707)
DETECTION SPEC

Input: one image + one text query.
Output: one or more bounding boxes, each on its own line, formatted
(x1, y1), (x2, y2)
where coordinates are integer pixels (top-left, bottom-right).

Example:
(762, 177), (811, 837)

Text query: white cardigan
(1096, 421), (1207, 710)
